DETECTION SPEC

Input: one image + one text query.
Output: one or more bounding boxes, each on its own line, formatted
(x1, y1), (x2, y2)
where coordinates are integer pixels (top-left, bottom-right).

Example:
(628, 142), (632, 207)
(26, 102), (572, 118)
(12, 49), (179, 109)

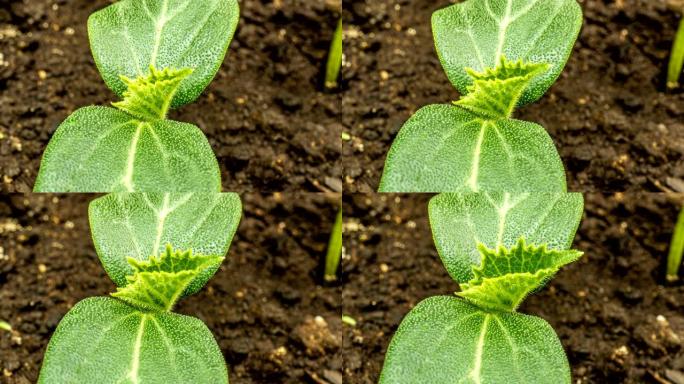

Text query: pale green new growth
(458, 238), (583, 311)
(113, 66), (193, 121)
(112, 246), (223, 312)
(455, 57), (549, 119)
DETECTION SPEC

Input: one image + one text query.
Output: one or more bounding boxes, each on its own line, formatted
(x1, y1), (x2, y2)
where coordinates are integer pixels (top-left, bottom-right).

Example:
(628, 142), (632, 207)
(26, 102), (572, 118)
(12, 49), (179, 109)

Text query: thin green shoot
(668, 18), (684, 89)
(325, 18), (343, 89)
(667, 205), (684, 281)
(324, 205), (343, 282)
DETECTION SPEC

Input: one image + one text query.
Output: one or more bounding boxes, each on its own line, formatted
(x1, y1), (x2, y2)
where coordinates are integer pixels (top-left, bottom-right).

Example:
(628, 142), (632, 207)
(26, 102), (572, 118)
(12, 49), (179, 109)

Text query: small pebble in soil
(667, 369), (684, 384)
(656, 315), (681, 346)
(294, 316), (340, 357)
(269, 346), (288, 365)
(610, 345), (630, 365)
(323, 369), (343, 384)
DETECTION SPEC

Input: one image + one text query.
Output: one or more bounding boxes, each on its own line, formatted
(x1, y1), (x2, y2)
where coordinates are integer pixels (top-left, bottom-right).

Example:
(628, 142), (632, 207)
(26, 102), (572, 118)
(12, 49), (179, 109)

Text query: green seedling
(668, 1), (684, 89)
(325, 18), (343, 89)
(34, 0), (240, 192)
(39, 193), (242, 383)
(379, 0), (582, 192)
(667, 205), (684, 281)
(324, 206), (343, 282)
(380, 192), (584, 384)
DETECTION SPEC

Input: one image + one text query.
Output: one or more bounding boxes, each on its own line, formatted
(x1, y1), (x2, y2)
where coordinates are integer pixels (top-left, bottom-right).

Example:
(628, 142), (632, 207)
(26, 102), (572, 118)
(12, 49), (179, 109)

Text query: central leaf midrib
(149, 0), (169, 68)
(128, 314), (148, 384)
(121, 121), (147, 192)
(468, 313), (491, 384)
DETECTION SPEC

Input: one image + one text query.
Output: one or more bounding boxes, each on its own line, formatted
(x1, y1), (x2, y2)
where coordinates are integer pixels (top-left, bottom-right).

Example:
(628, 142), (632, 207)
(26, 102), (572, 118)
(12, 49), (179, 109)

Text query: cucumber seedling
(380, 192), (584, 384)
(39, 193), (242, 383)
(379, 0), (582, 192)
(34, 0), (240, 192)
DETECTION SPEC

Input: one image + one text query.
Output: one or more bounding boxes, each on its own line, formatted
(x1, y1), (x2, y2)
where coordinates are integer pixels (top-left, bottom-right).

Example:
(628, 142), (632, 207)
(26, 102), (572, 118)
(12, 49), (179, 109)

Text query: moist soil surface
(343, 0), (684, 193)
(0, 193), (342, 384)
(0, 0), (341, 193)
(342, 192), (684, 384)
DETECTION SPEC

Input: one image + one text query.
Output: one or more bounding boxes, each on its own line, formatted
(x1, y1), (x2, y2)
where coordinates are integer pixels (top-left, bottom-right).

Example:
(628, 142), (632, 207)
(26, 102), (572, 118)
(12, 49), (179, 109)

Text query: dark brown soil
(0, 0), (341, 193)
(342, 0), (684, 193)
(342, 192), (684, 384)
(0, 193), (342, 384)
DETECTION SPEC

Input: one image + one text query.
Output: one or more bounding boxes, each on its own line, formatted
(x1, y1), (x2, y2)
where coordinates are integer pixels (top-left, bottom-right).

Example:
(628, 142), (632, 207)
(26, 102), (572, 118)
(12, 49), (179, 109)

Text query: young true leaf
(113, 247), (224, 312)
(112, 66), (193, 121)
(88, 0), (240, 108)
(378, 104), (566, 192)
(429, 192), (583, 282)
(455, 57), (549, 119)
(458, 239), (583, 311)
(379, 296), (571, 384)
(89, 193), (241, 295)
(432, 0), (582, 106)
(38, 297), (228, 384)
(33, 107), (221, 192)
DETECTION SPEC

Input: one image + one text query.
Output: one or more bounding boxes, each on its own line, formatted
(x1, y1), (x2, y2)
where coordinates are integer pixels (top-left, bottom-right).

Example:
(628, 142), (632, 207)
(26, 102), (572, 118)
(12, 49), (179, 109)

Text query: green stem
(324, 205), (343, 282)
(668, 18), (684, 89)
(667, 206), (684, 281)
(325, 18), (343, 90)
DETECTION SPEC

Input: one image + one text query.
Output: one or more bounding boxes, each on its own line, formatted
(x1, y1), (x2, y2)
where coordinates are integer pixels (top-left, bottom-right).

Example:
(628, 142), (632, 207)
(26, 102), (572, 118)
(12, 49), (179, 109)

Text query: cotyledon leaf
(88, 0), (240, 108)
(379, 296), (570, 384)
(429, 192), (583, 282)
(432, 0), (582, 106)
(33, 106), (221, 192)
(458, 238), (583, 312)
(89, 193), (242, 295)
(113, 247), (224, 312)
(378, 104), (566, 193)
(38, 297), (228, 384)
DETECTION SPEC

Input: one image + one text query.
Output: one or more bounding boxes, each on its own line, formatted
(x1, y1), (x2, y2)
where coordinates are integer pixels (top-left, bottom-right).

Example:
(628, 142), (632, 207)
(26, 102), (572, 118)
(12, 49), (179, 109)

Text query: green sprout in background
(324, 205), (343, 282)
(325, 18), (343, 90)
(668, 1), (684, 89)
(667, 205), (684, 281)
